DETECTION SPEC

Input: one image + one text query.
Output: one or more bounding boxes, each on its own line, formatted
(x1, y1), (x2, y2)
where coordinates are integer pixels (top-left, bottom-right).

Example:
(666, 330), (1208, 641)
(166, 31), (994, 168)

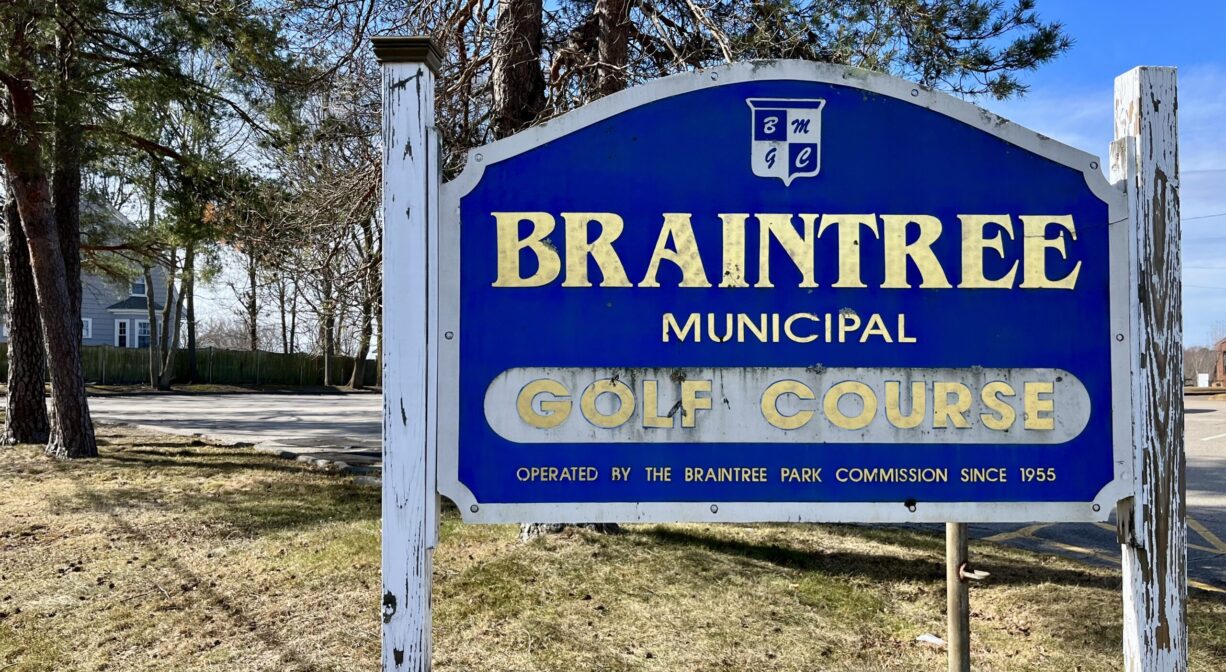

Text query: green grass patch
(1, 423), (1224, 671)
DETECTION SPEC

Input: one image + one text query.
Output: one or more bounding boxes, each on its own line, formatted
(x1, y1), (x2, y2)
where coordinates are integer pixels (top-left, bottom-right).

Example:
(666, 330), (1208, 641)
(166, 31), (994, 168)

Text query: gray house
(1, 267), (173, 349)
(3, 198), (175, 348)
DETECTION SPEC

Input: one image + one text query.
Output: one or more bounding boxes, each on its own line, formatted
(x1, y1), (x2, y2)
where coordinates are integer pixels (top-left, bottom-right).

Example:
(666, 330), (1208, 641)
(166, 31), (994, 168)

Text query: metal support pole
(1111, 66), (1186, 672)
(946, 523), (970, 672)
(376, 36), (442, 672)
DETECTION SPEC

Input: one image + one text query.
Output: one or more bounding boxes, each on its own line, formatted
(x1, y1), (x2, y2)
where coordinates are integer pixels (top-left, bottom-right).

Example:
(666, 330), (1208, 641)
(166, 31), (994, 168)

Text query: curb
(96, 419), (383, 485)
(251, 441), (382, 485)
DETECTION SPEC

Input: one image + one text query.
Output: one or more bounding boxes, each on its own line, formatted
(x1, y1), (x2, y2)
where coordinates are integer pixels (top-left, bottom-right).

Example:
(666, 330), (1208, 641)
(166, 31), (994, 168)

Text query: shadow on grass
(104, 451), (308, 476)
(640, 526), (1122, 591)
(51, 449), (378, 538)
(43, 452), (377, 672)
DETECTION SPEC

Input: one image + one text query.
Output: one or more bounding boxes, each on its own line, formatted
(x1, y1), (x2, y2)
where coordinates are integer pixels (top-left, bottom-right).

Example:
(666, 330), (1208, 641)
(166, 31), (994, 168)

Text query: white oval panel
(484, 367), (1090, 445)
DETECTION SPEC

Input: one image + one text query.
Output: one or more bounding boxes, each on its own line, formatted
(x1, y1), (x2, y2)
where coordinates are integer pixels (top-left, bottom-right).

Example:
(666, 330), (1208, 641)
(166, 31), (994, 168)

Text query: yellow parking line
(1043, 540), (1103, 557)
(982, 523), (1049, 543)
(1190, 579), (1226, 595)
(1188, 517), (1226, 553)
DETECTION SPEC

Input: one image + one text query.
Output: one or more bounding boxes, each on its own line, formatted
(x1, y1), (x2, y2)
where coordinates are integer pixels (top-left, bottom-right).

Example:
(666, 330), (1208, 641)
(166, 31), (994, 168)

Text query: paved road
(84, 392), (1226, 590)
(87, 392), (383, 466)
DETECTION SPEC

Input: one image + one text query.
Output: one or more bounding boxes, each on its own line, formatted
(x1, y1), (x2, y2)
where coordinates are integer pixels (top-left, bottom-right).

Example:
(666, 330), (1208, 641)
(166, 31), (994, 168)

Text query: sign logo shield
(747, 98), (826, 186)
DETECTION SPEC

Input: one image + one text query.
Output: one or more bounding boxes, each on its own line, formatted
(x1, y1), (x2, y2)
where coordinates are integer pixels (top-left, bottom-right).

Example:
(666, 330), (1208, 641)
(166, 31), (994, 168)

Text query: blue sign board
(437, 62), (1130, 524)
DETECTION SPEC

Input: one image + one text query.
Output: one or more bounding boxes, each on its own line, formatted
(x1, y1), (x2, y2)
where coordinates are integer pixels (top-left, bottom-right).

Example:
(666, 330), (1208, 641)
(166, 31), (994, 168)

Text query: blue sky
(980, 0), (1226, 345)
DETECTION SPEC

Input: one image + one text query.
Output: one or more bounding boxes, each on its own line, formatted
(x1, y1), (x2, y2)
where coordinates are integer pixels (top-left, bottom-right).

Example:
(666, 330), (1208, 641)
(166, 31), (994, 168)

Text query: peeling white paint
(380, 51), (438, 672)
(1112, 67), (1187, 672)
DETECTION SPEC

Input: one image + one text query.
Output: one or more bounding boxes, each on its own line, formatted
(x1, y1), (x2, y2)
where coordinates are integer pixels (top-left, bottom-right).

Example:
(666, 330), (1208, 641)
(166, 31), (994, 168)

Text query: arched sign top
(435, 57), (1132, 525)
(447, 59), (1122, 221)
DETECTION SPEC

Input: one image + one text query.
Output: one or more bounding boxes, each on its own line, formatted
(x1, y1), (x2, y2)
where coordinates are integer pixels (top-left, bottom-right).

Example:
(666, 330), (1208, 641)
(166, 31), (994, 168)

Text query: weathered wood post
(946, 523), (970, 672)
(375, 36), (442, 672)
(1111, 66), (1186, 671)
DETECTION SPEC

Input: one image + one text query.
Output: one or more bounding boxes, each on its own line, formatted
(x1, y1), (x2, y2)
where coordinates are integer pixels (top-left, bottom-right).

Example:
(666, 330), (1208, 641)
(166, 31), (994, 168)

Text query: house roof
(106, 296), (162, 312)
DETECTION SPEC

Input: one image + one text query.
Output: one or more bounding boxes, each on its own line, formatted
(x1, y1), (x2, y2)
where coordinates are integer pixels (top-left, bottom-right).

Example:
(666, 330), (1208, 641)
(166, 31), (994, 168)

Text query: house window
(136, 319), (151, 348)
(131, 278), (147, 297)
(81, 318), (93, 340)
(115, 320), (128, 348)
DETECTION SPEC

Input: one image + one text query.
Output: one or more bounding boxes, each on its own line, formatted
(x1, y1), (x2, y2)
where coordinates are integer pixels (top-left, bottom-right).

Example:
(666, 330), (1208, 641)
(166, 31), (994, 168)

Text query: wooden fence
(0, 343), (378, 387)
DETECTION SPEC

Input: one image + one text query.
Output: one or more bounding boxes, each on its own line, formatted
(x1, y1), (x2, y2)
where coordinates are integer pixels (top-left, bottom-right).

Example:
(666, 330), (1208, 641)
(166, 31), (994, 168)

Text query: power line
(1184, 212), (1226, 222)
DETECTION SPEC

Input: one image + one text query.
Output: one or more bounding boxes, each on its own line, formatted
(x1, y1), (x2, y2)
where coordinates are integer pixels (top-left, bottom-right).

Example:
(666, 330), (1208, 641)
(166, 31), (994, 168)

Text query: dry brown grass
(1, 423), (1224, 671)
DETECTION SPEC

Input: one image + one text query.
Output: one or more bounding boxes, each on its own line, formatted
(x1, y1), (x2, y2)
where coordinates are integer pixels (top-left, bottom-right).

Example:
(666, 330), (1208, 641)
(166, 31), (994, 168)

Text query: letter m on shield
(747, 98), (826, 186)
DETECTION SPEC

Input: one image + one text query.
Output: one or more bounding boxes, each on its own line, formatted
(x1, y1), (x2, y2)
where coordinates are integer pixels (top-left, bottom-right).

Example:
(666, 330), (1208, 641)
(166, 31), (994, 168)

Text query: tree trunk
(2, 196), (50, 445)
(156, 263), (187, 390)
(288, 283), (298, 355)
(246, 252), (258, 351)
(143, 266), (159, 387)
(277, 274), (288, 354)
(595, 0), (631, 96)
(347, 288), (373, 389)
(53, 0), (83, 334)
(321, 268), (334, 385)
(157, 259), (174, 356)
(5, 163), (97, 458)
(491, 0), (546, 138)
(1, 1), (95, 459)
(185, 242), (198, 382)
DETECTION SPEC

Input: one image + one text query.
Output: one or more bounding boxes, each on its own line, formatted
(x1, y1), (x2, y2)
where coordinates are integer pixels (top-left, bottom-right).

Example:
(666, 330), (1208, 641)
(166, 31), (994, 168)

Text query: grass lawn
(2, 424), (1225, 671)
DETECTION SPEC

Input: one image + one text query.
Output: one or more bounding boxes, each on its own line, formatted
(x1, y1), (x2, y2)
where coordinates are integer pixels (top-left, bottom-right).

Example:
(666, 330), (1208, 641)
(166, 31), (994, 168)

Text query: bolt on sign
(433, 61), (1132, 525)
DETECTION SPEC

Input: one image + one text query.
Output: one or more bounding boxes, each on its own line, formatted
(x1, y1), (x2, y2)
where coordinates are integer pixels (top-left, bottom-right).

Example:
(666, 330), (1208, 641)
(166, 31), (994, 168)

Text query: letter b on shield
(747, 98), (826, 186)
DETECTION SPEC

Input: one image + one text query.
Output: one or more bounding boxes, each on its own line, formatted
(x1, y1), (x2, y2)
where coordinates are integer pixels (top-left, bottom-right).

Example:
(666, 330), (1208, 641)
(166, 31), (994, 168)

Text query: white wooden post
(375, 36), (442, 672)
(1111, 67), (1186, 672)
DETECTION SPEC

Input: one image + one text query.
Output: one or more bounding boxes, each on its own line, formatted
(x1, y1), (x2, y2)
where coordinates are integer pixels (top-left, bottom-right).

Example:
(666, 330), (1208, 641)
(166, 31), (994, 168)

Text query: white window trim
(135, 319), (151, 349)
(114, 319), (128, 348)
(81, 317), (93, 340)
(130, 279), (148, 298)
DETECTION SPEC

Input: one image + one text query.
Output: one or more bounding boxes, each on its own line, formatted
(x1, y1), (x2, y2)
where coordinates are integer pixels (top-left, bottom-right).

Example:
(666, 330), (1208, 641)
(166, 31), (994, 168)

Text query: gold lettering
(738, 313), (769, 342)
(492, 212), (561, 287)
(580, 379), (635, 428)
(818, 214), (879, 288)
(561, 212), (631, 287)
(933, 381), (971, 428)
(885, 381), (925, 429)
(663, 312), (700, 342)
(958, 214), (1019, 288)
(642, 380), (672, 428)
(823, 381), (877, 430)
(640, 213), (711, 287)
(881, 214), (953, 288)
(761, 380), (815, 430)
(680, 380), (713, 428)
(783, 313), (819, 343)
(757, 214), (817, 288)
(860, 313), (893, 343)
(516, 378), (571, 429)
(1020, 215), (1081, 289)
(719, 213), (749, 287)
(980, 381), (1017, 430)
(1024, 381), (1055, 429)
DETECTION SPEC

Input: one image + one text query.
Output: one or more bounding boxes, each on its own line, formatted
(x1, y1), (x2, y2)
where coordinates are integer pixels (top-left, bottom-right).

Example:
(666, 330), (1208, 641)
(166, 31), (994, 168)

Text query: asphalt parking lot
(960, 395), (1226, 593)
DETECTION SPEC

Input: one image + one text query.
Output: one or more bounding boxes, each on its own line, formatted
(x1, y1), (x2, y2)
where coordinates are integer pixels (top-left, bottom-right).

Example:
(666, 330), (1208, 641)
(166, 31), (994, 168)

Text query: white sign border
(436, 60), (1133, 524)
